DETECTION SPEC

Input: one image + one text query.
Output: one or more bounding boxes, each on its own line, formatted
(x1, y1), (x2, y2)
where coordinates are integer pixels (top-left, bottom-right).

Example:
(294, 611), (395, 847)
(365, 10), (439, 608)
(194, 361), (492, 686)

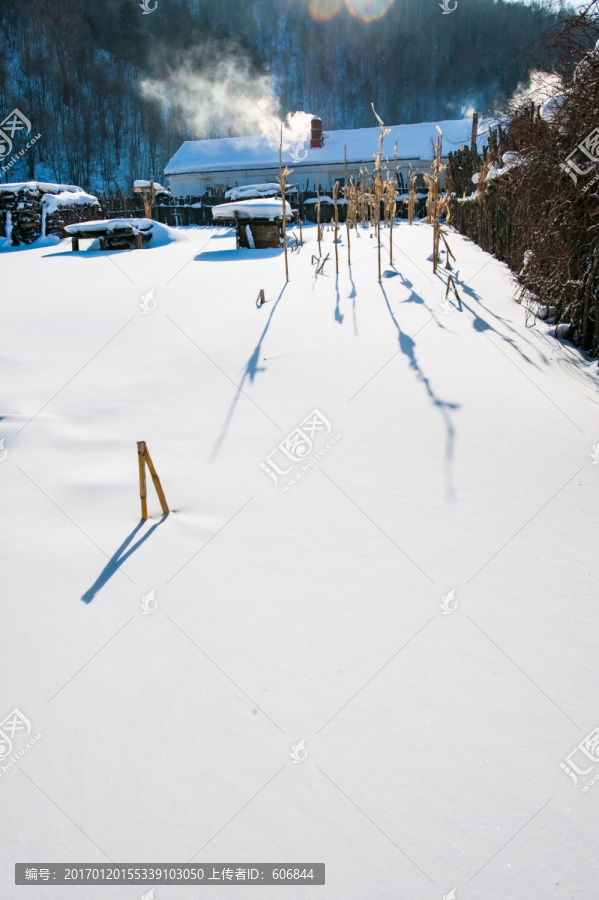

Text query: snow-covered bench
(64, 217), (154, 251)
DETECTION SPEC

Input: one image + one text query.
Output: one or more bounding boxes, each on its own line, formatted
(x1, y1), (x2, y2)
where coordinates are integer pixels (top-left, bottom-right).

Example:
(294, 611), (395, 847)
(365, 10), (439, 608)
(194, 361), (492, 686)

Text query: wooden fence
(95, 191), (431, 228)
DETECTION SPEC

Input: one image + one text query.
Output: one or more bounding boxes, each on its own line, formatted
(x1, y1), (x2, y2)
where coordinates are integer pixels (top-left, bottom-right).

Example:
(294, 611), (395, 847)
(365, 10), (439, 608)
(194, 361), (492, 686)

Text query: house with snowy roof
(164, 115), (485, 198)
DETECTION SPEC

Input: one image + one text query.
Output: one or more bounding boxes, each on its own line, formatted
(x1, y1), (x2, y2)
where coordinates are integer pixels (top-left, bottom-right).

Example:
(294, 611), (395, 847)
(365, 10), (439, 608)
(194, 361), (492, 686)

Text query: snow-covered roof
(225, 183), (281, 200)
(133, 180), (168, 191)
(165, 118), (488, 176)
(0, 181), (92, 195)
(41, 188), (100, 212)
(64, 218), (154, 235)
(211, 198), (293, 221)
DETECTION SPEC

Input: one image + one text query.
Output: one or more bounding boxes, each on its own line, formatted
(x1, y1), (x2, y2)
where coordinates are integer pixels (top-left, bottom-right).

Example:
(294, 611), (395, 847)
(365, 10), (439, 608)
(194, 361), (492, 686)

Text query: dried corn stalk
(405, 167), (417, 225)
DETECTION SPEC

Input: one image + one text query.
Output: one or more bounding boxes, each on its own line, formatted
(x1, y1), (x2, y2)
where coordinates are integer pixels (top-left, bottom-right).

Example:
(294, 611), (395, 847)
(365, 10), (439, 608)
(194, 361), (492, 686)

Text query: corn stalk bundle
(405, 167), (417, 224)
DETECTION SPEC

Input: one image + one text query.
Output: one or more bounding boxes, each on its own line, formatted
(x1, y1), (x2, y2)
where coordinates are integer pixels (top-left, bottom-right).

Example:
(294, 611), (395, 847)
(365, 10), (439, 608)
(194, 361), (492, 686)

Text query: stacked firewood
(0, 183), (100, 244)
(45, 202), (101, 239)
(0, 186), (42, 245)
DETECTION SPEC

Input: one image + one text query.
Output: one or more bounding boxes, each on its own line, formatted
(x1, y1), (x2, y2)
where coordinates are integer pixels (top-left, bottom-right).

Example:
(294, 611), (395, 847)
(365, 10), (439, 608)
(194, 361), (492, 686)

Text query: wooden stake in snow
(317, 252), (330, 275)
(316, 178), (322, 257)
(388, 140), (398, 265)
(471, 111), (479, 156)
(256, 289), (265, 307)
(137, 441), (169, 520)
(372, 103), (391, 283)
(344, 146), (351, 267)
(333, 180), (340, 275)
(445, 274), (461, 304)
(439, 229), (455, 270)
(278, 125), (290, 282)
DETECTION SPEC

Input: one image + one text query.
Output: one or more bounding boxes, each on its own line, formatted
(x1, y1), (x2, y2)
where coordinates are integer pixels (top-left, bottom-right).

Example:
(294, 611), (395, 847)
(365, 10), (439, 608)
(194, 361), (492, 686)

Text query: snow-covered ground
(1, 219), (598, 900)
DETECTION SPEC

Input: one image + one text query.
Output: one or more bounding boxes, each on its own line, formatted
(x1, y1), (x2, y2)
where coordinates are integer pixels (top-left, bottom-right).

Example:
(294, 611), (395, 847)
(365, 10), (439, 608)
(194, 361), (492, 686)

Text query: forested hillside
(0, 0), (564, 190)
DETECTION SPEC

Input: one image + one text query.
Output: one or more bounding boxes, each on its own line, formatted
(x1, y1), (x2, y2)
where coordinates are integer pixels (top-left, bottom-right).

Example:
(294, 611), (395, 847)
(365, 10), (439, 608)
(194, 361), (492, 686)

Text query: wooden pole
(137, 441), (148, 520)
(137, 441), (169, 518)
(299, 217), (303, 246)
(345, 146), (351, 267)
(316, 178), (321, 257)
(390, 141), (397, 265)
(471, 112), (478, 156)
(281, 183), (289, 282)
(142, 443), (170, 516)
(432, 134), (443, 274)
(333, 181), (339, 275)
(279, 126), (289, 282)
(316, 252), (329, 275)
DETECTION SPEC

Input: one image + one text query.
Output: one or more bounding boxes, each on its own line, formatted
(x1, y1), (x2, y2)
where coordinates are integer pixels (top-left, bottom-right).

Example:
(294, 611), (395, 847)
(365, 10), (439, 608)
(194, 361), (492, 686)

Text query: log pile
(0, 186), (42, 245)
(45, 202), (101, 239)
(0, 183), (100, 245)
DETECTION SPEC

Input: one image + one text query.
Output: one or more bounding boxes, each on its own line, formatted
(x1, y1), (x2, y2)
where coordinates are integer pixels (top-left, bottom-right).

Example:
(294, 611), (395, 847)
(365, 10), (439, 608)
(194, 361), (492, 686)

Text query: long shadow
(210, 283), (288, 459)
(454, 277), (547, 369)
(347, 265), (358, 336)
(399, 273), (425, 305)
(379, 283), (459, 500)
(334, 274), (344, 324)
(196, 248), (282, 262)
(81, 517), (167, 604)
(397, 269), (456, 334)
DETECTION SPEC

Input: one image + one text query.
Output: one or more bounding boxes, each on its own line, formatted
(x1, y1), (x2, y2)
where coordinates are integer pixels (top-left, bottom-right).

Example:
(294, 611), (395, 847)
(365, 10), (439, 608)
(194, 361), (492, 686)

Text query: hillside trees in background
(0, 0), (565, 191)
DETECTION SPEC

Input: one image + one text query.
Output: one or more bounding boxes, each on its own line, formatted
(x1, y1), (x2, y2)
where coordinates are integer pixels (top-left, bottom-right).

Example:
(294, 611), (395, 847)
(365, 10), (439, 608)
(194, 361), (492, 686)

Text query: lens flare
(344, 0), (395, 22)
(308, 0), (343, 21)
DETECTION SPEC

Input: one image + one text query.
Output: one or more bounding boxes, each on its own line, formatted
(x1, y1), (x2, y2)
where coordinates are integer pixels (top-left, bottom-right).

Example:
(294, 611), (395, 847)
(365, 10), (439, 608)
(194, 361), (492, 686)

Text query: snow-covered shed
(164, 117), (486, 198)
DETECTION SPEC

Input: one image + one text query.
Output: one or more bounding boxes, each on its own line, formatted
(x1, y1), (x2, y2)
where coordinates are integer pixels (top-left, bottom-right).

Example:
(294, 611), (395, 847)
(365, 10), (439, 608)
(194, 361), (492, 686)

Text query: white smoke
(140, 56), (314, 146)
(507, 69), (563, 111)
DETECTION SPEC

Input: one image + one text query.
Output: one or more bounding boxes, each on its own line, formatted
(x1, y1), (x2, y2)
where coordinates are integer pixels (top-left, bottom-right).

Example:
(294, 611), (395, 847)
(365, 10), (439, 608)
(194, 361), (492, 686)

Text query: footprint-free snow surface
(1, 220), (598, 899)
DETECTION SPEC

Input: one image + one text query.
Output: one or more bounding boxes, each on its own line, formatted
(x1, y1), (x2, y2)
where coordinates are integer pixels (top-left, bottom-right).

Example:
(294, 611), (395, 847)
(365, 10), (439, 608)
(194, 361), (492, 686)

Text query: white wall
(166, 158), (437, 198)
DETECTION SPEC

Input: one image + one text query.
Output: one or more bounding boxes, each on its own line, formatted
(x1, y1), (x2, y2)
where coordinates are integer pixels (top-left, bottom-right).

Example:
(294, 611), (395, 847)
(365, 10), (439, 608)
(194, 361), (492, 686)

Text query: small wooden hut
(211, 196), (295, 249)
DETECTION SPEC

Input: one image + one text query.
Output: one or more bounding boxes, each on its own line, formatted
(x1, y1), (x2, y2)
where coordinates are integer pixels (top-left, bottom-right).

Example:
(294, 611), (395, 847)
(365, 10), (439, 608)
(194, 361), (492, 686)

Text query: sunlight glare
(308, 0), (344, 21)
(344, 0), (395, 22)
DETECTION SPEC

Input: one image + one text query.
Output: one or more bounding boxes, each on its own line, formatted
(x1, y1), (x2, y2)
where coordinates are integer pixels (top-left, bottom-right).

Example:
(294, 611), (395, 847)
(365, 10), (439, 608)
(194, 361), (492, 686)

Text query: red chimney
(310, 116), (324, 149)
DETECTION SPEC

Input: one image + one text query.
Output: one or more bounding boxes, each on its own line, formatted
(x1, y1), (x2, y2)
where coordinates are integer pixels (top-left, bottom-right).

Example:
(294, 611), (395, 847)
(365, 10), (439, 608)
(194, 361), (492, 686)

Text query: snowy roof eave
(166, 156), (427, 176)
